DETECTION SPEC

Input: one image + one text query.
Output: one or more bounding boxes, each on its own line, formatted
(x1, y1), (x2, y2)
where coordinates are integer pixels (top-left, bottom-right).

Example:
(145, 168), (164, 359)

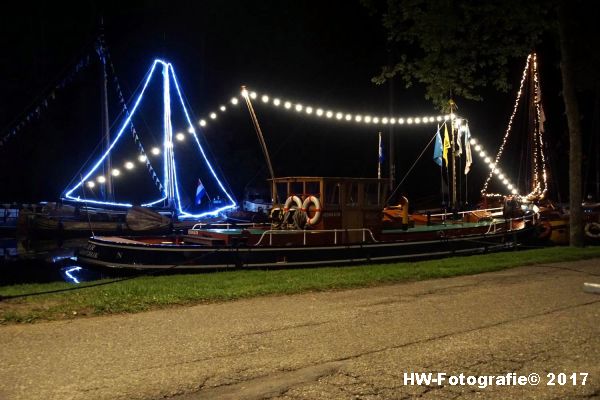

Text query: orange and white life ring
(302, 195), (322, 226)
(584, 222), (600, 240)
(283, 195), (303, 212)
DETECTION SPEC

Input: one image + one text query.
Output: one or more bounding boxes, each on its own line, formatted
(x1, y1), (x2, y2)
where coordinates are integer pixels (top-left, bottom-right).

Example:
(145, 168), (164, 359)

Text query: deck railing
(254, 228), (378, 246)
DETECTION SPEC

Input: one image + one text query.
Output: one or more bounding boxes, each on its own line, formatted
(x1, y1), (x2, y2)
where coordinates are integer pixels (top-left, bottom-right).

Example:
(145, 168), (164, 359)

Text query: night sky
(0, 1), (574, 207)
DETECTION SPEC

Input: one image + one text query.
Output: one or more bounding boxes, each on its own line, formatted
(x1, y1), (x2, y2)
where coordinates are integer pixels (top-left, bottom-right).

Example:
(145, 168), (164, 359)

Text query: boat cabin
(269, 177), (389, 238)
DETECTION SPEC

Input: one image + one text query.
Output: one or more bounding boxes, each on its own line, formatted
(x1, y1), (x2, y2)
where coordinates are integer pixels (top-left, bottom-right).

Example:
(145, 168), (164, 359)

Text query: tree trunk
(558, 1), (584, 246)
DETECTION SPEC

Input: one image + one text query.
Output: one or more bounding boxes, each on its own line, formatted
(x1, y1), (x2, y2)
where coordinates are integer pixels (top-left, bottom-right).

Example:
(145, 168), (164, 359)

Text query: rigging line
(386, 130), (438, 205)
(0, 36), (98, 136)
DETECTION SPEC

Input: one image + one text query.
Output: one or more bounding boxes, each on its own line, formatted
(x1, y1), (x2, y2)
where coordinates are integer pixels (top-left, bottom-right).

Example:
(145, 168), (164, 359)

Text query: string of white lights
(197, 88), (452, 129)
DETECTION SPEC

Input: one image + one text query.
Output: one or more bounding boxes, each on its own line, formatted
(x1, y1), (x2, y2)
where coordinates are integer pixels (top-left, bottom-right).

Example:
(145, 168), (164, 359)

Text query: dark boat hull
(78, 227), (533, 270)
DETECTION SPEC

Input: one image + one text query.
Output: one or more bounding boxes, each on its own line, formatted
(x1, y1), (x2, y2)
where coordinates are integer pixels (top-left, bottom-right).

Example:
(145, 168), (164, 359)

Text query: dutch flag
(195, 179), (206, 205)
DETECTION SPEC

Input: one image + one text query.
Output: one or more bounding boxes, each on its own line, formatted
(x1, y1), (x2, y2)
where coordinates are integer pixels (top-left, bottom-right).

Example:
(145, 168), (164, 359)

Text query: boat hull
(78, 227), (533, 271)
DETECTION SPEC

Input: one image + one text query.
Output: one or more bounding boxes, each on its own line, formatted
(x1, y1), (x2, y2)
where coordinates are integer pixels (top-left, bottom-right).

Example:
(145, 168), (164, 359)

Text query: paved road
(1, 259), (599, 400)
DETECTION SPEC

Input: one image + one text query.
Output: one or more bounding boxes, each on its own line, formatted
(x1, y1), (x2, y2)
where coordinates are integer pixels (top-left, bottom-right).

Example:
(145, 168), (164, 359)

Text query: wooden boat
(78, 176), (535, 270)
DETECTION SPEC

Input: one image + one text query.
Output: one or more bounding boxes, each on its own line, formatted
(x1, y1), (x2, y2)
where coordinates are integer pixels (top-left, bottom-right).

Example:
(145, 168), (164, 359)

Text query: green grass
(1, 247), (600, 324)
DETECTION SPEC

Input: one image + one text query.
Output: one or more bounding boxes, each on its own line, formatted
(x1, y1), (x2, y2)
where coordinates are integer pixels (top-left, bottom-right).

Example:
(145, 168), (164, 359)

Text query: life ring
(535, 221), (552, 239)
(302, 195), (322, 227)
(283, 195), (302, 212)
(584, 222), (600, 240)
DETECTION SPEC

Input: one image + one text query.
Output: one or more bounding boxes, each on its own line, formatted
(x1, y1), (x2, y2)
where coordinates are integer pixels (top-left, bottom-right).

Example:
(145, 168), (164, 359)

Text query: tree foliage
(368, 0), (552, 108)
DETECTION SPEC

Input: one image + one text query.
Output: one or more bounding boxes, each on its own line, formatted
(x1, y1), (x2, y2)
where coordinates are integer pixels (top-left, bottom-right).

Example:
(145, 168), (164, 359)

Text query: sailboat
(17, 42), (238, 239)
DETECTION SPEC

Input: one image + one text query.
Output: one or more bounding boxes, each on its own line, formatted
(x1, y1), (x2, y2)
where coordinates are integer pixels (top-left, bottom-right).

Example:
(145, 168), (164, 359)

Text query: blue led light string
(168, 65), (237, 218)
(64, 59), (164, 206)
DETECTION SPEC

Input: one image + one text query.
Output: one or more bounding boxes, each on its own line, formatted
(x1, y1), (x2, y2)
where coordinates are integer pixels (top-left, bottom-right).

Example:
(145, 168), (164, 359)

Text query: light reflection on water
(1, 238), (106, 284)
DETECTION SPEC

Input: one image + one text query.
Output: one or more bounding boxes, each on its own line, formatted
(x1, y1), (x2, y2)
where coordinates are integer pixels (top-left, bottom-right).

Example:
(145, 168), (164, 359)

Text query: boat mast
(100, 21), (113, 201)
(242, 86), (277, 201)
(449, 99), (457, 208)
(163, 63), (176, 208)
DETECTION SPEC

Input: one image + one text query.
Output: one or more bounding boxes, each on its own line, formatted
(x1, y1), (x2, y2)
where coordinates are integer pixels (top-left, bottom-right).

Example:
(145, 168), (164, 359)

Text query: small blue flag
(433, 126), (443, 167)
(195, 179), (206, 205)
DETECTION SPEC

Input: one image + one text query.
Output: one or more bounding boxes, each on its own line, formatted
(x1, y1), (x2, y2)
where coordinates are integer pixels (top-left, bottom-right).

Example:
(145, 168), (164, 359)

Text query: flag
(378, 132), (384, 164)
(195, 179), (206, 205)
(442, 123), (450, 167)
(456, 125), (463, 156)
(464, 124), (473, 175)
(433, 125), (443, 167)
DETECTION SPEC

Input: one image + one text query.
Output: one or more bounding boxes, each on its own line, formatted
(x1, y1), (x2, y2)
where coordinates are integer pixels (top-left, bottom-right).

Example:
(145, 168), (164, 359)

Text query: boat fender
(283, 196), (303, 212)
(302, 196), (322, 227)
(584, 222), (600, 240)
(535, 221), (552, 239)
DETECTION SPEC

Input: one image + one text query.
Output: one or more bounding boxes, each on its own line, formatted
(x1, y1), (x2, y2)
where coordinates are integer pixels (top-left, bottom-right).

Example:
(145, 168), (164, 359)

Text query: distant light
(511, 189), (518, 195)
(316, 108), (324, 116)
(219, 105), (226, 112)
(484, 157), (491, 163)
(373, 117), (380, 124)
(125, 161), (134, 170)
(241, 89), (249, 98)
(390, 118), (396, 124)
(176, 133), (185, 141)
(97, 176), (106, 183)
(250, 91), (257, 99)
(407, 118), (413, 124)
(284, 101), (292, 109)
(87, 181), (95, 188)
(326, 111), (333, 118)
(138, 155), (147, 162)
(382, 118), (389, 124)
(444, 115), (450, 121)
(111, 169), (120, 177)
(355, 115), (362, 122)
(507, 184), (513, 190)
(414, 118), (421, 124)
(295, 104), (303, 112)
(498, 174), (505, 180)
(503, 179), (509, 185)
(151, 147), (160, 155)
(261, 95), (269, 103)
(230, 97), (239, 105)
(209, 112), (217, 119)
(398, 118), (405, 124)
(187, 127), (195, 134)
(365, 116), (372, 123)
(437, 116), (443, 122)
(475, 145), (482, 151)
(306, 106), (313, 114)
(479, 151), (486, 157)
(273, 98), (281, 106)
(470, 138), (476, 145)
(199, 119), (207, 127)
(335, 112), (343, 120)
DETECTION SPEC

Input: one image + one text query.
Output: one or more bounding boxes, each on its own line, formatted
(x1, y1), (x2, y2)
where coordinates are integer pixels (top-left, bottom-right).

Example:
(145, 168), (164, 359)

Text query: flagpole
(378, 131), (382, 205)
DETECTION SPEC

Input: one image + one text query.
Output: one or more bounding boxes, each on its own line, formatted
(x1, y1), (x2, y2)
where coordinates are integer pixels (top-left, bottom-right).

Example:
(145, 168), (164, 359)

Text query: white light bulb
(97, 176), (106, 184)
(241, 89), (249, 98)
(138, 155), (147, 162)
(345, 114), (352, 121)
(399, 118), (405, 124)
(414, 118), (421, 124)
(326, 111), (333, 118)
(484, 157), (491, 163)
(295, 104), (303, 112)
(479, 151), (486, 157)
(230, 97), (239, 105)
(475, 145), (481, 151)
(444, 115), (450, 121)
(494, 169), (500, 175)
(365, 116), (372, 123)
(87, 181), (95, 188)
(283, 101), (291, 109)
(176, 133), (185, 141)
(199, 119), (207, 127)
(111, 168), (120, 177)
(437, 116), (443, 122)
(407, 118), (413, 124)
(489, 163), (495, 169)
(151, 147), (160, 155)
(382, 118), (389, 124)
(316, 108), (324, 116)
(498, 174), (505, 180)
(125, 161), (134, 170)
(210, 112), (217, 119)
(355, 115), (362, 122)
(470, 138), (476, 145)
(187, 127), (195, 134)
(305, 106), (313, 114)
(335, 112), (343, 120)
(373, 117), (380, 124)
(250, 91), (257, 99)
(390, 118), (396, 124)
(511, 189), (518, 195)
(273, 98), (281, 106)
(507, 184), (513, 190)
(261, 95), (269, 103)
(503, 179), (508, 185)
(219, 105), (226, 112)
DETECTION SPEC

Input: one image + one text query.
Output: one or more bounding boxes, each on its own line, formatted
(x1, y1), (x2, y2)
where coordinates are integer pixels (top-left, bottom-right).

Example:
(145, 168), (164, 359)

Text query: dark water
(0, 236), (107, 285)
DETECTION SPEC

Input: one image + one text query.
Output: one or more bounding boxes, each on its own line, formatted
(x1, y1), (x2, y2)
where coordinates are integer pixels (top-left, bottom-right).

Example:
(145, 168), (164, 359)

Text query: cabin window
(325, 183), (340, 205)
(345, 182), (359, 206)
(364, 183), (380, 206)
(305, 181), (319, 196)
(290, 182), (303, 196)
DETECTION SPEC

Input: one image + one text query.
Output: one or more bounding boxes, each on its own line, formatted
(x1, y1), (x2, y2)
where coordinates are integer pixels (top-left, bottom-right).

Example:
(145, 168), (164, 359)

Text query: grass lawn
(1, 246), (600, 324)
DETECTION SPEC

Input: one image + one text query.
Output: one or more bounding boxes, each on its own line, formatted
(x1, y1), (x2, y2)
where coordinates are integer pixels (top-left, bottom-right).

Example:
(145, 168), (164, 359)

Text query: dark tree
(366, 0), (596, 246)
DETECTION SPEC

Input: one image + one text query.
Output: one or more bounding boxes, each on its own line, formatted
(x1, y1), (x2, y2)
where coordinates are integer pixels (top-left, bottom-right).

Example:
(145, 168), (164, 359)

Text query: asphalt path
(1, 258), (599, 399)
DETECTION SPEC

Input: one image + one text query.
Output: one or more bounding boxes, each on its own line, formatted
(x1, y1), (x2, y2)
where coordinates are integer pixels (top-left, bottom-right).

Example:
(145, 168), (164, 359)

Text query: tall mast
(100, 20), (113, 200)
(163, 63), (176, 208)
(449, 99), (457, 208)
